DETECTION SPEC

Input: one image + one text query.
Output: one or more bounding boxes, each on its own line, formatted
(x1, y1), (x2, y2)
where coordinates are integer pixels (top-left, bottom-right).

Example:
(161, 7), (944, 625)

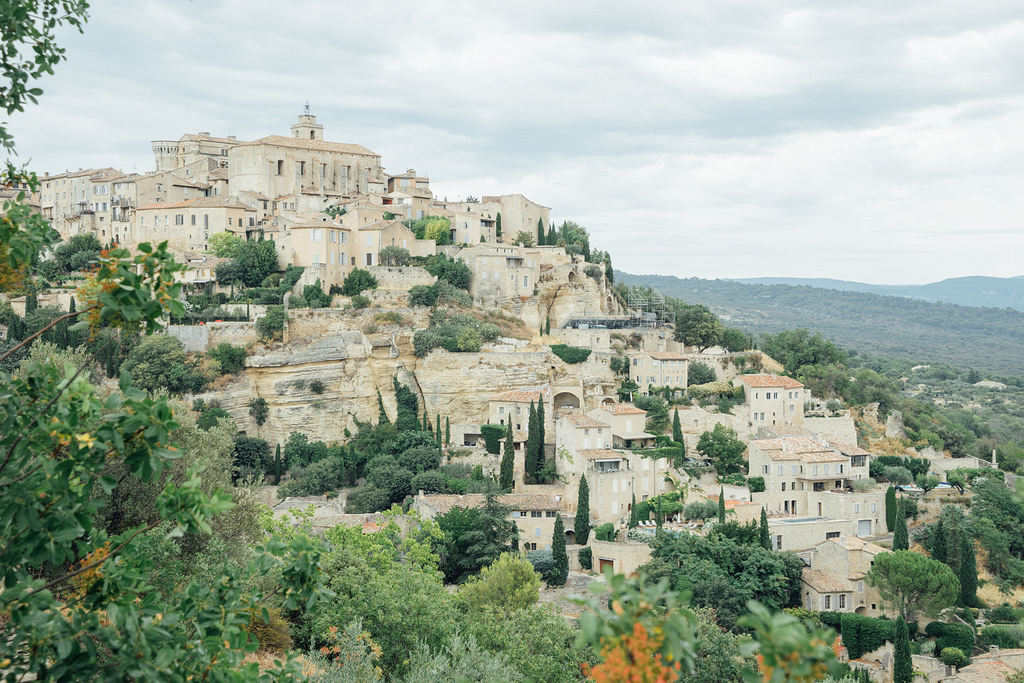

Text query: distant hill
(617, 272), (1024, 376)
(730, 275), (1024, 312)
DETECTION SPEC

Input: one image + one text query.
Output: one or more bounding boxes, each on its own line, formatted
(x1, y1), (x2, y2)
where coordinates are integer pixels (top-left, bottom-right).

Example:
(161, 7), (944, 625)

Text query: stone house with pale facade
(799, 537), (886, 615)
(629, 351), (689, 393)
(135, 197), (255, 254)
(457, 243), (543, 307)
(586, 404), (657, 449)
(733, 374), (807, 430)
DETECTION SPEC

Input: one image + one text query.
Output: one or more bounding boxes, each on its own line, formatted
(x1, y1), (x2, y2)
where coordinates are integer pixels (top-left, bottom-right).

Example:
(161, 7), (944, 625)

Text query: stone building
(135, 197), (255, 254)
(456, 243), (544, 307)
(629, 350), (689, 393)
(733, 374), (807, 430)
(798, 537), (885, 615)
(412, 492), (566, 551)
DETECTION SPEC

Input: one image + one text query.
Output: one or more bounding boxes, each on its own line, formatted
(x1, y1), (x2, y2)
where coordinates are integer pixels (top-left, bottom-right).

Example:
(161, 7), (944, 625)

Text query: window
(529, 543), (537, 550)
(824, 595), (831, 610)
(791, 464), (798, 475)
(175, 214), (184, 225)
(191, 215), (196, 226)
(824, 465), (829, 475)
(777, 465), (784, 476)
(276, 160), (283, 175)
(545, 511), (557, 518)
(839, 595), (846, 609)
(782, 482), (786, 492)
(870, 503), (877, 512)
(826, 531), (840, 539)
(298, 161), (305, 176)
(512, 511), (523, 518)
(530, 511), (542, 518)
(854, 503), (860, 513)
(534, 527), (541, 537)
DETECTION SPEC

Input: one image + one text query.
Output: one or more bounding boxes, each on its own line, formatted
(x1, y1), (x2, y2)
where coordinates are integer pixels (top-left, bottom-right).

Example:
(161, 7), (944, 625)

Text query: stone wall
(168, 324), (209, 352)
(804, 416), (858, 444)
(209, 322), (259, 348)
(587, 539), (653, 576)
(368, 265), (436, 291)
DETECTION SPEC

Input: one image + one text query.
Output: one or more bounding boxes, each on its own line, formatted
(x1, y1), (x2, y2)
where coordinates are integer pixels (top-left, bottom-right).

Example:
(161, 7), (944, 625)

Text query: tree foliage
(576, 475), (591, 545)
(696, 424), (746, 475)
(673, 305), (723, 352)
(867, 550), (959, 621)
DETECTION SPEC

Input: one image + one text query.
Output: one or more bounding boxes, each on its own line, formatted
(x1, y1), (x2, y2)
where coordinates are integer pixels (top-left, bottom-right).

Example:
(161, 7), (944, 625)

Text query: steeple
(290, 103), (323, 141)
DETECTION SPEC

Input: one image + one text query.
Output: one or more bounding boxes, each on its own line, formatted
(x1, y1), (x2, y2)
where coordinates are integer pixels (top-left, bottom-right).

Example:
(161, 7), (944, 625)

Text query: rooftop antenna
(303, 101), (311, 115)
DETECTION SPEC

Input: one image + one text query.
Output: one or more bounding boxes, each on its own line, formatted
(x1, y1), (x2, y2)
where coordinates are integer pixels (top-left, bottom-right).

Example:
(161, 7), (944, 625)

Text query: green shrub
(748, 476), (765, 493)
(594, 523), (616, 541)
(408, 283), (439, 307)
(979, 625), (1024, 649)
(987, 604), (1018, 623)
(578, 546), (592, 570)
(207, 343), (247, 375)
(840, 613), (902, 660)
(256, 305), (286, 340)
(310, 379), (325, 395)
(351, 294), (370, 309)
(525, 550), (558, 585)
(342, 268), (377, 296)
(926, 622), (976, 655)
(479, 424), (505, 454)
(940, 647), (969, 669)
(549, 344), (591, 364)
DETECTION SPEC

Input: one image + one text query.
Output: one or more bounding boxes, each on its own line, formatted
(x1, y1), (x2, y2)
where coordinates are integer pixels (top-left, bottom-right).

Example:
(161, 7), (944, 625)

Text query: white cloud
(6, 0), (1024, 284)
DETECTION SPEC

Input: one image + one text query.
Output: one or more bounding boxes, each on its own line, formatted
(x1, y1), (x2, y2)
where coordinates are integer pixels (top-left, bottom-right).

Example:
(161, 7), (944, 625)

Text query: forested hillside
(618, 272), (1024, 376)
(733, 275), (1024, 312)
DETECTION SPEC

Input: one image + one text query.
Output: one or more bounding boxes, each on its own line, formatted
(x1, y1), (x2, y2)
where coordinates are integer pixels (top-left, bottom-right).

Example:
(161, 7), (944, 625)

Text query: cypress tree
(348, 444), (358, 486)
(575, 475), (591, 545)
(274, 444), (282, 484)
(760, 507), (771, 550)
(932, 516), (948, 564)
(552, 514), (568, 586)
(537, 396), (545, 457)
(376, 390), (389, 425)
(672, 409), (683, 445)
(894, 616), (912, 683)
(422, 411), (429, 432)
(499, 421), (515, 491)
(960, 534), (977, 607)
(629, 493), (638, 529)
(544, 316), (550, 335)
(885, 485), (897, 532)
(68, 296), (76, 314)
(546, 226), (556, 245)
(655, 497), (664, 529)
(436, 414), (442, 444)
(525, 400), (538, 480)
(24, 292), (37, 314)
(495, 212), (502, 237)
(718, 487), (726, 524)
(893, 498), (909, 550)
(537, 218), (545, 246)
(445, 417), (450, 445)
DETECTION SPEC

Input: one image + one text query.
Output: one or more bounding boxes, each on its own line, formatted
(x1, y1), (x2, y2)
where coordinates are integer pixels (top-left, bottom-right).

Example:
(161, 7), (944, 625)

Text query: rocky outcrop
(885, 410), (907, 439)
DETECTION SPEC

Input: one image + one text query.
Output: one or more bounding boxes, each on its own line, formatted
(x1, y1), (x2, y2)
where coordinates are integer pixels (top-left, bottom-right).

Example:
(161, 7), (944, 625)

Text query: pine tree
(760, 507), (771, 550)
(537, 218), (545, 246)
(932, 516), (947, 564)
(629, 493), (638, 529)
(885, 485), (897, 532)
(655, 497), (664, 529)
(672, 409), (683, 445)
(274, 444), (282, 485)
(445, 417), (450, 446)
(499, 421), (515, 491)
(893, 498), (909, 550)
(575, 475), (591, 545)
(718, 487), (726, 524)
(894, 616), (912, 683)
(436, 414), (442, 444)
(960, 534), (977, 607)
(552, 514), (568, 586)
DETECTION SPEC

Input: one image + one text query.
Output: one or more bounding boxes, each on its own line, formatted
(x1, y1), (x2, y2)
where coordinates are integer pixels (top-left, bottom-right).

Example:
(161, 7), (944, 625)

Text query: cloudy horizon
(7, 0), (1024, 285)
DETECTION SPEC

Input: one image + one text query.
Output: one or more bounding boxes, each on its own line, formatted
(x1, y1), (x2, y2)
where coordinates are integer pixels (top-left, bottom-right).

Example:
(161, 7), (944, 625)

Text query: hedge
(925, 622), (976, 655)
(578, 547), (593, 570)
(840, 614), (918, 659)
(550, 344), (592, 364)
(480, 424), (505, 454)
(594, 523), (616, 542)
(979, 625), (1024, 649)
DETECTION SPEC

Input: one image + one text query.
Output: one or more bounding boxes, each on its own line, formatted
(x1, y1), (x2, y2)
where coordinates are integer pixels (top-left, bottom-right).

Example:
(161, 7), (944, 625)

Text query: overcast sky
(8, 1), (1024, 284)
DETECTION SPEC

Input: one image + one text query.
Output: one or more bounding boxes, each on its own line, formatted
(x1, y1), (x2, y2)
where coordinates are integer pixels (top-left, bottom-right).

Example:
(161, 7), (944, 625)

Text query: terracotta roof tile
(737, 374), (804, 389)
(602, 404), (646, 415)
(491, 387), (548, 403)
(579, 449), (626, 460)
(137, 196), (250, 211)
(648, 352), (687, 361)
(802, 568), (852, 594)
(416, 493), (561, 514)
(565, 415), (609, 429)
(237, 134), (379, 157)
(705, 496), (756, 510)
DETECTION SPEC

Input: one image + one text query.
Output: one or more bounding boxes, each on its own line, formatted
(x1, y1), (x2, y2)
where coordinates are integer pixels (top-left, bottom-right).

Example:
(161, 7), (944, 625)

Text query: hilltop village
(7, 111), (1017, 682)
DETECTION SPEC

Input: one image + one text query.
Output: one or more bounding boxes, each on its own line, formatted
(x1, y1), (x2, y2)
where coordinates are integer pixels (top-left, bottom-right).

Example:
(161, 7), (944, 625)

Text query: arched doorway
(553, 391), (581, 410)
(565, 529), (576, 545)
